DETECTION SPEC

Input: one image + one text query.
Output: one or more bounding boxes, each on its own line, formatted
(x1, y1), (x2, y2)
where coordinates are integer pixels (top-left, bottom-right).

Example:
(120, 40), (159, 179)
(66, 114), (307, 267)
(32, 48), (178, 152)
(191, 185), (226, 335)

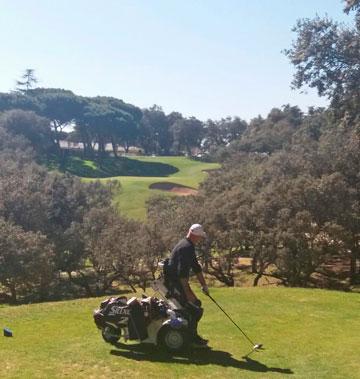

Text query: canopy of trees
(1, 87), (241, 161)
(0, 1), (358, 303)
(145, 2), (360, 289)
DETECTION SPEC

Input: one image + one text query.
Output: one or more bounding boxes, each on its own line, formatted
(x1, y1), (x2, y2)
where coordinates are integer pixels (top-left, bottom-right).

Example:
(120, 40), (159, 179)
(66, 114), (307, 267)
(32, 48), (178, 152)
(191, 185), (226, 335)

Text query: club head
(242, 344), (264, 359)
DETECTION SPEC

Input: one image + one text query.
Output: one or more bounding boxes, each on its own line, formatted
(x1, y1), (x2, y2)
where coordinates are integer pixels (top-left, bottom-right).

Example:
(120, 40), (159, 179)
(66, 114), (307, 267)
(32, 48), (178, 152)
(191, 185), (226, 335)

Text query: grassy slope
(95, 156), (220, 220)
(0, 287), (359, 379)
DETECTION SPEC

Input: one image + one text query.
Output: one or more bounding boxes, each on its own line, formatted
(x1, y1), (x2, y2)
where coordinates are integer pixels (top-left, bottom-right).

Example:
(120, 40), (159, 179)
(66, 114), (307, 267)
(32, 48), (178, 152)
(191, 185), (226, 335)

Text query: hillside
(0, 287), (359, 379)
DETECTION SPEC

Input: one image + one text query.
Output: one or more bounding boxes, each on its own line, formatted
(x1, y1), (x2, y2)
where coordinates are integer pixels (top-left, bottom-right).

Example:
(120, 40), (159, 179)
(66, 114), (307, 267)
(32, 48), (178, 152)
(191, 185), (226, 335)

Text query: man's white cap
(189, 223), (206, 237)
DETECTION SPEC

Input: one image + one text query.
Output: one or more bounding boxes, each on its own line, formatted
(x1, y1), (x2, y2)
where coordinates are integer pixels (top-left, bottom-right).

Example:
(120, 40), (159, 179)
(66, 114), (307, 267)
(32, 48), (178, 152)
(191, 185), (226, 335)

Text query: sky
(0, 0), (352, 121)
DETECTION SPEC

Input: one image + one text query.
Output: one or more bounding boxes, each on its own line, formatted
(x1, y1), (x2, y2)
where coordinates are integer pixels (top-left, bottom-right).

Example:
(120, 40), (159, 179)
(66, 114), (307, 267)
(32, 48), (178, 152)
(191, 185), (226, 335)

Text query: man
(166, 223), (210, 347)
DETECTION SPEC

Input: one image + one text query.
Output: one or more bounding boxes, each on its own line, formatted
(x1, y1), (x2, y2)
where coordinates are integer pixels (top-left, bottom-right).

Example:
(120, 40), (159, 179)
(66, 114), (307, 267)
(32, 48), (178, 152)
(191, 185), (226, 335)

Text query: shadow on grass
(49, 155), (179, 178)
(110, 343), (293, 374)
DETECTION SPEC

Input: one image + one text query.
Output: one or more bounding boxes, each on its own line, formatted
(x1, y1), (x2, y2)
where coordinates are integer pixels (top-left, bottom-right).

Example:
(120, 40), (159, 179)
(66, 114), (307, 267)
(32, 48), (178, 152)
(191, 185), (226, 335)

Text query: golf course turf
(51, 155), (219, 219)
(1, 287), (359, 379)
(90, 156), (220, 219)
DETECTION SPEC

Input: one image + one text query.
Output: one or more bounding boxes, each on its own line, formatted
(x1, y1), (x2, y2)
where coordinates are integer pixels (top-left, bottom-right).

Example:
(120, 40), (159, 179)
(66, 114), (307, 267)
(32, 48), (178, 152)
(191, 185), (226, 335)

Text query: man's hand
(201, 285), (209, 296)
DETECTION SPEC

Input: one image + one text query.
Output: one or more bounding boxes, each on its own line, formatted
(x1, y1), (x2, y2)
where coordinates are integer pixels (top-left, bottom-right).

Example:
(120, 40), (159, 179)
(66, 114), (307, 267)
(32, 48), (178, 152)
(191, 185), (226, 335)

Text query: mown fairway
(1, 287), (359, 379)
(95, 156), (220, 219)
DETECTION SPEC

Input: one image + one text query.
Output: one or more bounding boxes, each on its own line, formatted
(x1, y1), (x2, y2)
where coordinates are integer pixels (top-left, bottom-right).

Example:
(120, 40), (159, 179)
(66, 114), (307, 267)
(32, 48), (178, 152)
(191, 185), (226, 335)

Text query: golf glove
(201, 285), (209, 296)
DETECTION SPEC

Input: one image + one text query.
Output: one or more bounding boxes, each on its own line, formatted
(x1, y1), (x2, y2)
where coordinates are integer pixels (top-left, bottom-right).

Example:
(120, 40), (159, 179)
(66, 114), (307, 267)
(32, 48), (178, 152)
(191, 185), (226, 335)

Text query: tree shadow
(95, 157), (179, 177)
(51, 154), (179, 178)
(110, 343), (293, 374)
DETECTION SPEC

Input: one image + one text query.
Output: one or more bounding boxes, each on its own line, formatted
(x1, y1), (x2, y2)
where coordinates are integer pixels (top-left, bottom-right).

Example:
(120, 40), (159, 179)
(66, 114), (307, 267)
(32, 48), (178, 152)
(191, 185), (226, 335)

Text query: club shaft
(208, 294), (255, 347)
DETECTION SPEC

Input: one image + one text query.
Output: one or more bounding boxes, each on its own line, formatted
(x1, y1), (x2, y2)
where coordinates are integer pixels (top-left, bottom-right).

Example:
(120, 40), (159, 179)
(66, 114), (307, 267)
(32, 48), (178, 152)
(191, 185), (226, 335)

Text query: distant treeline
(0, 88), (246, 159)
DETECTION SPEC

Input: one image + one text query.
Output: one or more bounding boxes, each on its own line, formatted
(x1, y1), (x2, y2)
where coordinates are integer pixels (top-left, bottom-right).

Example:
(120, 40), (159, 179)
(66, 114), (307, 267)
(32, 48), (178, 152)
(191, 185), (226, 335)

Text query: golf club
(207, 293), (263, 352)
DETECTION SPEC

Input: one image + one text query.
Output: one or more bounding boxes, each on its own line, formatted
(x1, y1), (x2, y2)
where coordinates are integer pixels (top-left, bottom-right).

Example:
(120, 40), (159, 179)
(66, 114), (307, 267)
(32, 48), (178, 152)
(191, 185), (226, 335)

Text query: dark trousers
(169, 281), (204, 338)
(185, 300), (204, 338)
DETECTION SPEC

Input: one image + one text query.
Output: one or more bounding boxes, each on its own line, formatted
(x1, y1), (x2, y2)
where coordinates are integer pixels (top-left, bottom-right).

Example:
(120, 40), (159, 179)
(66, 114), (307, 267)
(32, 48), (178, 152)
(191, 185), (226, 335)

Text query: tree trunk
(350, 242), (360, 284)
(68, 271), (93, 297)
(209, 260), (234, 286)
(251, 252), (258, 274)
(98, 139), (106, 158)
(9, 283), (17, 304)
(111, 138), (118, 158)
(253, 272), (263, 286)
(52, 121), (61, 150)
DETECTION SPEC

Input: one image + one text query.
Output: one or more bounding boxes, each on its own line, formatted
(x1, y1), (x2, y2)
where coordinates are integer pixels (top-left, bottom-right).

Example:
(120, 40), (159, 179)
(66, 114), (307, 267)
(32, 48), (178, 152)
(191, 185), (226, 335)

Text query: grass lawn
(0, 287), (359, 379)
(87, 156), (220, 220)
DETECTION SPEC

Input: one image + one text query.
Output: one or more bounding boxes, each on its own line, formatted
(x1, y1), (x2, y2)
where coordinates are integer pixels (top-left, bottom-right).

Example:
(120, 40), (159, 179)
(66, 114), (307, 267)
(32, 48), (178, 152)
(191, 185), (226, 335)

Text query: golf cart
(94, 268), (263, 355)
(93, 278), (192, 352)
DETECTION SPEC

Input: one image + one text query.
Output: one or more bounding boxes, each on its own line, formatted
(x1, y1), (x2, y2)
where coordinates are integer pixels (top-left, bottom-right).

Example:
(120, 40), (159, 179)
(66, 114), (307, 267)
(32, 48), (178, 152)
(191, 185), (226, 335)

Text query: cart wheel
(158, 326), (189, 352)
(101, 326), (120, 344)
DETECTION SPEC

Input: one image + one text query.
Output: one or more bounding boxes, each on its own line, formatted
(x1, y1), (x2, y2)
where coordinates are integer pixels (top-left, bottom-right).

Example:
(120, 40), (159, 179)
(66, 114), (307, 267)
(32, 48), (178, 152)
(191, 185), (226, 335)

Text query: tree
(232, 105), (303, 154)
(75, 96), (142, 158)
(0, 92), (39, 113)
(139, 105), (174, 155)
(26, 88), (85, 153)
(284, 4), (360, 120)
(0, 219), (54, 303)
(80, 207), (165, 294)
(344, 0), (360, 14)
(203, 116), (247, 152)
(0, 150), (118, 279)
(0, 124), (35, 164)
(171, 117), (204, 155)
(284, 2), (360, 283)
(16, 69), (38, 93)
(0, 109), (54, 156)
(105, 96), (142, 155)
(185, 109), (358, 289)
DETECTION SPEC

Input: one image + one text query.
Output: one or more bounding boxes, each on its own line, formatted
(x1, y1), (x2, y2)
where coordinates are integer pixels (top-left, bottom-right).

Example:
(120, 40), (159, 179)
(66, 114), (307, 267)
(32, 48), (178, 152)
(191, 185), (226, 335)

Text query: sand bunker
(149, 182), (198, 196)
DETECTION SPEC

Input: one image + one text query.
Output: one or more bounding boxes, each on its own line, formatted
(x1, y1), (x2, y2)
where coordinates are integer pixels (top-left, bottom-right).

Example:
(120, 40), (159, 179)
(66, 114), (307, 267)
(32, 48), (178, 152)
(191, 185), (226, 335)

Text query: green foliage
(28, 88), (85, 149)
(285, 4), (360, 120)
(15, 69), (38, 93)
(1, 1), (359, 304)
(0, 109), (54, 156)
(0, 219), (54, 302)
(203, 116), (247, 152)
(139, 105), (205, 156)
(231, 105), (304, 154)
(0, 92), (39, 113)
(82, 208), (165, 292)
(139, 105), (175, 155)
(171, 116), (204, 155)
(0, 144), (120, 301)
(148, 107), (359, 288)
(0, 87), (245, 160)
(76, 96), (141, 157)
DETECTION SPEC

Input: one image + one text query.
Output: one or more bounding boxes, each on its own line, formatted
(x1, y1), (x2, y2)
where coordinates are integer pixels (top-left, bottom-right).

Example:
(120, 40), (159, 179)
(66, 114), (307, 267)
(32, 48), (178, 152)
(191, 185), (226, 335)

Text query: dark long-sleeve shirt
(168, 238), (202, 280)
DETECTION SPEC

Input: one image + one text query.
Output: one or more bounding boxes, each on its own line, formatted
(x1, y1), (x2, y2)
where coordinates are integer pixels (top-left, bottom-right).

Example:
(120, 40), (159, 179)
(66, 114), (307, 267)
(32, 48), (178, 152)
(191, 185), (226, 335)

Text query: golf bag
(93, 292), (193, 351)
(94, 295), (167, 342)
